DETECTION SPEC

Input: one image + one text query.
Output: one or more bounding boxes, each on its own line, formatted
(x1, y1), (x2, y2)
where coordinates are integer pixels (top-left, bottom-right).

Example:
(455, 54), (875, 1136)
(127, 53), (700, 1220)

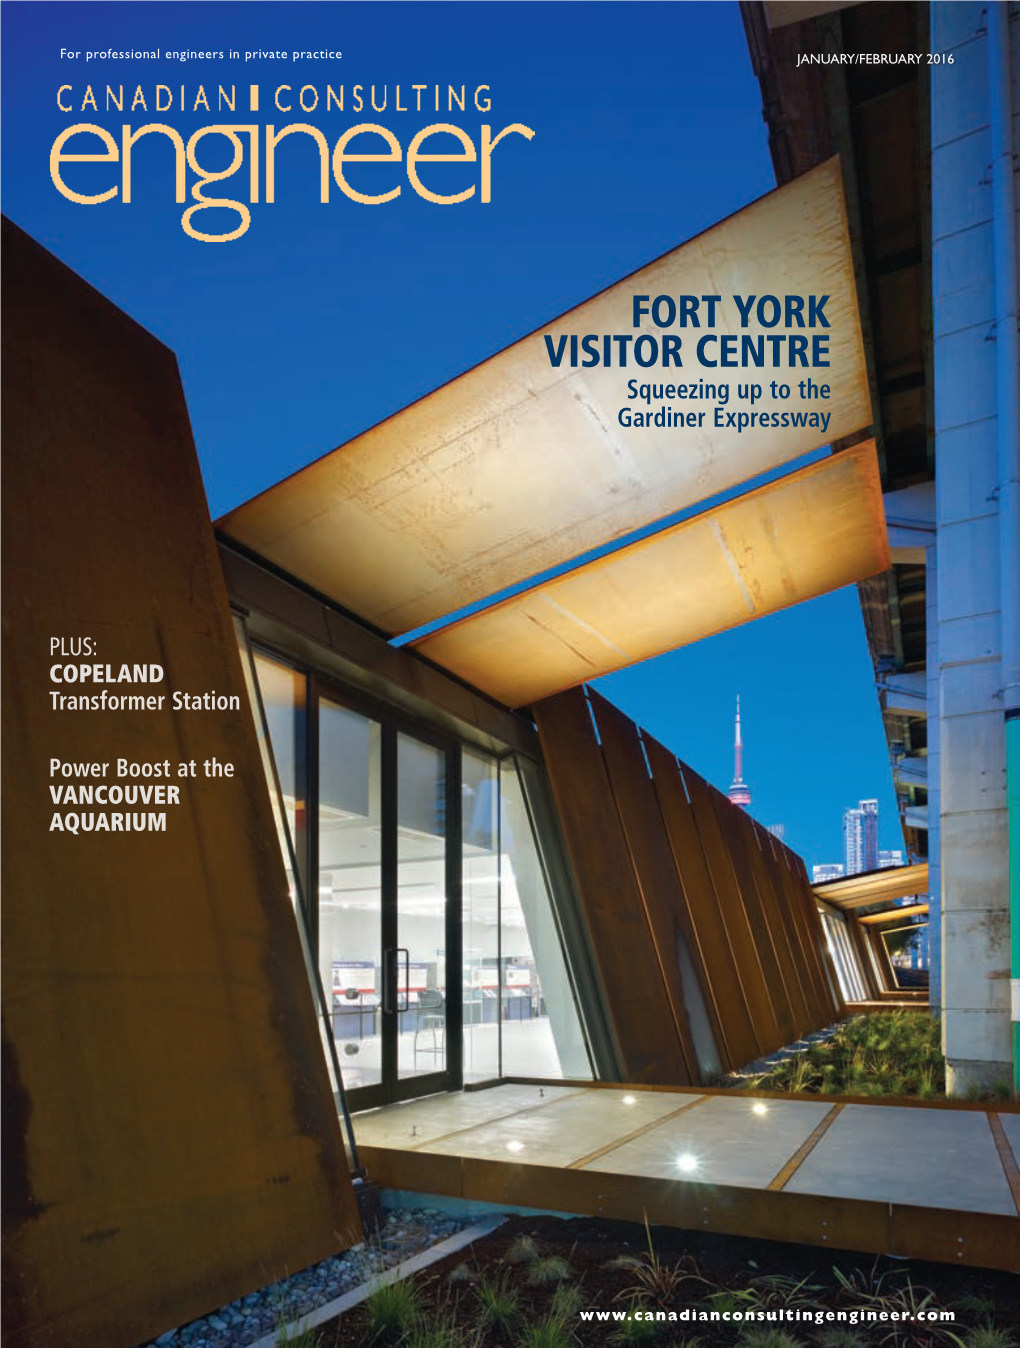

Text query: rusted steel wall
(534, 686), (844, 1084)
(1, 219), (361, 1348)
(532, 689), (693, 1084)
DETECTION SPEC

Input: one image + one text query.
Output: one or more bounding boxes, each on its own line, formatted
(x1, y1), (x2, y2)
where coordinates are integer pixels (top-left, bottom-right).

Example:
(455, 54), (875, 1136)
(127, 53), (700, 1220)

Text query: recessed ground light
(622, 1095), (637, 1105)
(676, 1152), (698, 1173)
(752, 1102), (768, 1116)
(506, 1140), (525, 1153)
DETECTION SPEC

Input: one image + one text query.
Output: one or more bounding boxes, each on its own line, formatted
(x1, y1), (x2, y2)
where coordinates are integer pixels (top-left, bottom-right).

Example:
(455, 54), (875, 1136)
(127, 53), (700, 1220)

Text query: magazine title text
(49, 82), (533, 241)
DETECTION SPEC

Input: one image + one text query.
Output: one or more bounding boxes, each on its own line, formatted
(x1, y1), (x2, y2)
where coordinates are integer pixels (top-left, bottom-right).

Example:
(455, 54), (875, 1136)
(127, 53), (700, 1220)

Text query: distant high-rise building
(843, 799), (879, 875)
(727, 695), (751, 808)
(767, 823), (785, 842)
(812, 863), (845, 883)
(879, 849), (904, 869)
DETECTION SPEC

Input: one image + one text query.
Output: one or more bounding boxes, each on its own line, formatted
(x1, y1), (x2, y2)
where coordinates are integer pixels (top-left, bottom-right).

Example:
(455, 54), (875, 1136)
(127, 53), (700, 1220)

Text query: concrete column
(931, 1), (1015, 1092)
(926, 539), (942, 1012)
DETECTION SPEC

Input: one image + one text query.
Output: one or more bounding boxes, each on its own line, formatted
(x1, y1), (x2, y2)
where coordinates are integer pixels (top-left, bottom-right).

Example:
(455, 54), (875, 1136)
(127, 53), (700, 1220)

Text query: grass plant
(275, 1323), (321, 1347)
(950, 1293), (995, 1322)
(474, 1268), (521, 1333)
(608, 1306), (664, 1344)
(403, 1314), (466, 1348)
(734, 1330), (804, 1348)
(550, 1282), (585, 1319)
(505, 1234), (541, 1264)
(612, 1217), (711, 1310)
(961, 1330), (1016, 1348)
(747, 1012), (953, 1100)
(362, 1275), (423, 1340)
(516, 1314), (575, 1348)
(816, 1330), (869, 1348)
(700, 1289), (765, 1318)
(749, 1272), (823, 1309)
(527, 1255), (576, 1285)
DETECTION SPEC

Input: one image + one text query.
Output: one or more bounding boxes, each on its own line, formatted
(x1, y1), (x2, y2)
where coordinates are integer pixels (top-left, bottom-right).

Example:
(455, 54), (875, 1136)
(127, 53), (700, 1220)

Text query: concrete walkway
(354, 1083), (1020, 1271)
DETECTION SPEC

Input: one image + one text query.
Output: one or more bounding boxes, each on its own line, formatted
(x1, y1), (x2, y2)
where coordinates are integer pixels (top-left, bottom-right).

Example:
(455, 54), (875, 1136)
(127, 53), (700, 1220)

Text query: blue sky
(1, 0), (902, 866)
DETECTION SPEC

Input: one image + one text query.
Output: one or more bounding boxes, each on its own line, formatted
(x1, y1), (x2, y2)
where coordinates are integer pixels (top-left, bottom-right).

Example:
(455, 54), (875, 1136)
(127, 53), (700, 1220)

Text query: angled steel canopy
(763, 1), (860, 29)
(219, 158), (870, 635)
(859, 904), (930, 925)
(412, 442), (888, 708)
(814, 860), (930, 911)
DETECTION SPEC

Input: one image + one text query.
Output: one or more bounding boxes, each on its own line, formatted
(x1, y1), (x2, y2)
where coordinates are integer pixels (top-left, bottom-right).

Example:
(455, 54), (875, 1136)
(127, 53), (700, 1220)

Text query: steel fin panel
(532, 688), (692, 1085)
(1, 221), (361, 1348)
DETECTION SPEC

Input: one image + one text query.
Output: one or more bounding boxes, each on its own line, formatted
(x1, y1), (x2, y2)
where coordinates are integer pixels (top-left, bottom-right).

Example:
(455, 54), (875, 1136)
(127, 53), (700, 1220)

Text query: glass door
(392, 732), (453, 1096)
(317, 696), (384, 1096)
(316, 685), (459, 1109)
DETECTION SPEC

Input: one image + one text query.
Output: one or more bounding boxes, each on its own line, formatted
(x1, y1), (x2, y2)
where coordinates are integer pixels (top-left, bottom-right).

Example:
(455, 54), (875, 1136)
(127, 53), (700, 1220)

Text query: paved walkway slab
(353, 1084), (1020, 1271)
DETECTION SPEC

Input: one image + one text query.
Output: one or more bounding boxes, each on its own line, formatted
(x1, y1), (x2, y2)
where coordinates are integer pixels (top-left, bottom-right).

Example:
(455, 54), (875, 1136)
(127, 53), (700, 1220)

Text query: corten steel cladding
(220, 158), (871, 634)
(535, 688), (845, 1083)
(711, 792), (798, 1046)
(793, 850), (846, 1020)
(749, 821), (815, 1037)
(645, 736), (758, 1072)
(763, 833), (831, 1028)
(413, 440), (889, 708)
(587, 690), (701, 1083)
(532, 688), (692, 1085)
(683, 766), (782, 1058)
(1, 220), (361, 1348)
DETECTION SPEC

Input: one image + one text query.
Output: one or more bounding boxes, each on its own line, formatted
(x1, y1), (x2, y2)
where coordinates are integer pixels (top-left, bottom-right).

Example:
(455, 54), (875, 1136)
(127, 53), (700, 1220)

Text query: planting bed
(311, 1212), (1020, 1348)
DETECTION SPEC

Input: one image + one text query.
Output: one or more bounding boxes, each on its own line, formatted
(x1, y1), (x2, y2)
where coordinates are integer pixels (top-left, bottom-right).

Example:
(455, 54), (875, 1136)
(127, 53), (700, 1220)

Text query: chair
(413, 987), (446, 1065)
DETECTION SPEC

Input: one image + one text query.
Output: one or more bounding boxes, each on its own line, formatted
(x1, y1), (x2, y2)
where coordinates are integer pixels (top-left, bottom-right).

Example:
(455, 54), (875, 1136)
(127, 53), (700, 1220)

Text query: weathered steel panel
(764, 835), (828, 1027)
(414, 442), (888, 707)
(682, 768), (782, 1057)
(748, 820), (814, 1038)
(763, 0), (856, 29)
(532, 689), (689, 1084)
(1, 220), (361, 1348)
(711, 796), (798, 1046)
(221, 159), (871, 634)
(788, 848), (845, 1021)
(644, 738), (759, 1072)
(587, 691), (701, 1083)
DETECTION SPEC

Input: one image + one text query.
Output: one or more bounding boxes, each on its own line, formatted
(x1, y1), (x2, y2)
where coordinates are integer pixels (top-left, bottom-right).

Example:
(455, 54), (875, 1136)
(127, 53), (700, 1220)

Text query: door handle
(382, 948), (394, 1014)
(397, 947), (410, 1013)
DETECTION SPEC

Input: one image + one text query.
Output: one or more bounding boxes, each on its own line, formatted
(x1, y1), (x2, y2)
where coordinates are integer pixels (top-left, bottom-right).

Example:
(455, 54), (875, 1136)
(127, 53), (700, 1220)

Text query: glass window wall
(252, 650), (307, 904)
(318, 698), (383, 1092)
(462, 749), (592, 1082)
(820, 909), (867, 1003)
(244, 639), (595, 1100)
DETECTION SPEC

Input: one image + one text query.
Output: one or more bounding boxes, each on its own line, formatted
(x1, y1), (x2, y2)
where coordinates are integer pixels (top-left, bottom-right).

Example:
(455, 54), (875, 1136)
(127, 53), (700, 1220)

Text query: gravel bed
(139, 1205), (469, 1348)
(720, 1020), (844, 1087)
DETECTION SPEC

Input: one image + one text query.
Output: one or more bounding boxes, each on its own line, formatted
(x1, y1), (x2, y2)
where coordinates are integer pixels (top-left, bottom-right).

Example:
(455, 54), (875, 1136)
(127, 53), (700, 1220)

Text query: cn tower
(727, 696), (752, 808)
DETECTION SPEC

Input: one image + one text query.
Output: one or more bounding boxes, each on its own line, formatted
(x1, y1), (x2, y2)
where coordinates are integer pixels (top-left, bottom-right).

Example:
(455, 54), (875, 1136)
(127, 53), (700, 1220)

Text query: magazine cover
(3, 2), (1019, 1348)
